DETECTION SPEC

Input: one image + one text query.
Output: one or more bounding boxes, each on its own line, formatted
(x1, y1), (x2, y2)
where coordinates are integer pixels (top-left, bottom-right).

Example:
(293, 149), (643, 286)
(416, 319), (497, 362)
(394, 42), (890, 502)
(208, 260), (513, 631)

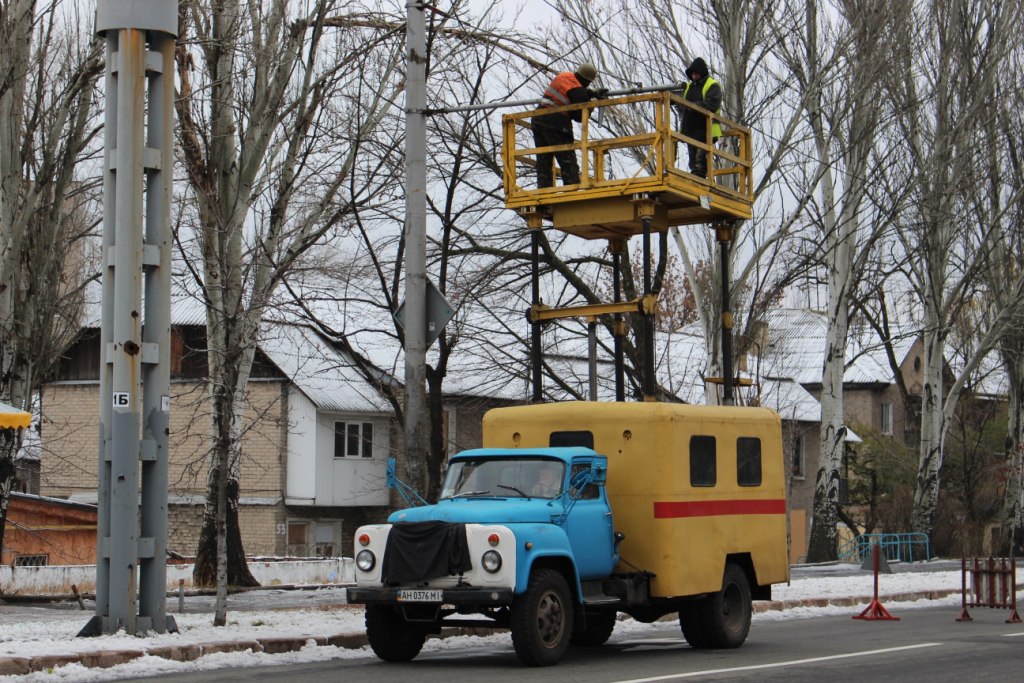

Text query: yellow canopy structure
(0, 402), (31, 430)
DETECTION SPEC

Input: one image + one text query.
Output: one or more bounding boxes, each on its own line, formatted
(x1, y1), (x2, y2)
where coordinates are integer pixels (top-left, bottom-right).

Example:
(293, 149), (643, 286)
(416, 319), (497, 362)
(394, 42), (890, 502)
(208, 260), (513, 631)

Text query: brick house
(39, 301), (408, 559)
(39, 298), (527, 561)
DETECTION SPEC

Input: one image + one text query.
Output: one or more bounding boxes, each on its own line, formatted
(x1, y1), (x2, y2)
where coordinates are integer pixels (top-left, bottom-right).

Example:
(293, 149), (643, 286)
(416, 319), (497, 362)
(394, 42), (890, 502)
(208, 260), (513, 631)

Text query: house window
(880, 402), (893, 435)
(792, 433), (805, 478)
(14, 554), (47, 567)
(690, 435), (717, 487)
(334, 421), (374, 458)
(287, 521), (309, 555)
(315, 523), (337, 557)
(737, 437), (762, 487)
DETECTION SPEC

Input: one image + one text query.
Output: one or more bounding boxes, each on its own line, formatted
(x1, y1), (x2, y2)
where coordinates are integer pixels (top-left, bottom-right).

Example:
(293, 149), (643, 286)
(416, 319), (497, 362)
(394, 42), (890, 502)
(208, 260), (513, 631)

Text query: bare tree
(880, 0), (1024, 539)
(771, 0), (901, 561)
(173, 0), (403, 624)
(979, 42), (1024, 554)
(0, 0), (102, 555)
(544, 0), (808, 404)
(285, 0), (557, 498)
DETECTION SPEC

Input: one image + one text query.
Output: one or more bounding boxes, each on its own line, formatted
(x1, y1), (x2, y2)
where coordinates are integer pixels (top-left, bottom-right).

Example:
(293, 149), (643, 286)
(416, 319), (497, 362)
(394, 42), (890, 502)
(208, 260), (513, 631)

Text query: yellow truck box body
(482, 401), (790, 599)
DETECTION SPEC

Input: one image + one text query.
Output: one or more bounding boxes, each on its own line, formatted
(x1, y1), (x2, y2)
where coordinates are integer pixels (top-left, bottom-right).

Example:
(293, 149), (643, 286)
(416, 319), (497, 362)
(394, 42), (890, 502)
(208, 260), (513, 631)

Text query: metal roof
(257, 321), (395, 414)
(760, 309), (894, 385)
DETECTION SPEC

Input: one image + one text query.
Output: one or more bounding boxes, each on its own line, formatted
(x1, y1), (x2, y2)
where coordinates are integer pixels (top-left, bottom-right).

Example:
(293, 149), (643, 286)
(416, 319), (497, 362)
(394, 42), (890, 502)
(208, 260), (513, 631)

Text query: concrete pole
(82, 0), (177, 637)
(403, 0), (428, 488)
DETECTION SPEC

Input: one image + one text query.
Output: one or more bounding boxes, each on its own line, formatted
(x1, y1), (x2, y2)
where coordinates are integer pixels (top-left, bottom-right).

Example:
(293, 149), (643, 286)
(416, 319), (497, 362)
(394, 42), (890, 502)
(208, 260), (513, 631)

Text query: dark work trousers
(687, 142), (709, 178)
(532, 114), (580, 188)
(686, 136), (721, 178)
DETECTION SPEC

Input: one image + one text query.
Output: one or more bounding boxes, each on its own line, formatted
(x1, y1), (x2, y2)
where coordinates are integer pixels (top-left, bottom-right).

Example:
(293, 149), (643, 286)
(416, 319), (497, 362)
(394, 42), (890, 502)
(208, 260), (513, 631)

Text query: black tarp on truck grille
(381, 521), (473, 584)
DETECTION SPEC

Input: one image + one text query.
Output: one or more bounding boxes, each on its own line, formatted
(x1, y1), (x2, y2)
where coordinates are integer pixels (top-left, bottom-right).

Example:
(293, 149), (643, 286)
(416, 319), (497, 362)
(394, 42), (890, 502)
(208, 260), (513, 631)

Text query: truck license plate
(397, 589), (442, 602)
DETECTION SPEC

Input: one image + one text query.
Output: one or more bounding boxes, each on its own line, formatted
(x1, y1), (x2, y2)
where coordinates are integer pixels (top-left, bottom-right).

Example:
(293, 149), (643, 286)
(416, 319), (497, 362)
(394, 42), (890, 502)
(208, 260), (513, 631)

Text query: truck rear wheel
(698, 563), (752, 648)
(571, 610), (616, 646)
(511, 568), (574, 666)
(365, 604), (427, 662)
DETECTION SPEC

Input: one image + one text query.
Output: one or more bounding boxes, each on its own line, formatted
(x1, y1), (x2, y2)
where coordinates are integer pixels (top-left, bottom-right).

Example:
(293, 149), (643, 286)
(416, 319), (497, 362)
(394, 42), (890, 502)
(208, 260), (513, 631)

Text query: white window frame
(880, 402), (893, 435)
(334, 420), (375, 459)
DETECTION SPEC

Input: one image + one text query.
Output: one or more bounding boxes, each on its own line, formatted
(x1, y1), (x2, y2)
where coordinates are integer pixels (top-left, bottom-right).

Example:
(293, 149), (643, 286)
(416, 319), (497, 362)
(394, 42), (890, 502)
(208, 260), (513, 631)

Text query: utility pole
(403, 0), (428, 488)
(80, 0), (177, 637)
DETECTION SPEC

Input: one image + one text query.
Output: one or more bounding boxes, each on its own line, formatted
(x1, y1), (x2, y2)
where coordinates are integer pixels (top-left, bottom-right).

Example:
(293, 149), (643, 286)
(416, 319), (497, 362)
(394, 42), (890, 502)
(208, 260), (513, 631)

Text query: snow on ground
(0, 563), (1000, 682)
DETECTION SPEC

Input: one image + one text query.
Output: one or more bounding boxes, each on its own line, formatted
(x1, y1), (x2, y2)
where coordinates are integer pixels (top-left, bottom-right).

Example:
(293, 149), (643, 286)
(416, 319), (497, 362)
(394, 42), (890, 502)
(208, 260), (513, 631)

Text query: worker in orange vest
(532, 62), (608, 191)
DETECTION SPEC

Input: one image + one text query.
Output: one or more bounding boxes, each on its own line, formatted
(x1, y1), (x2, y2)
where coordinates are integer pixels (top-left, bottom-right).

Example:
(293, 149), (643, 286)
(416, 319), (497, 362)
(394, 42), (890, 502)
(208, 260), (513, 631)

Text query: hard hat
(576, 62), (598, 82)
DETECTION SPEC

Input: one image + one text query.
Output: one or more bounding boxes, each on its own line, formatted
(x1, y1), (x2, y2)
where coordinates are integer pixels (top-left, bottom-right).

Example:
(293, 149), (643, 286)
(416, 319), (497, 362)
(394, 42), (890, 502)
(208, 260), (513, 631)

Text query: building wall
(40, 379), (290, 558)
(167, 503), (204, 557)
(782, 420), (819, 563)
(446, 396), (514, 456)
(312, 410), (390, 507)
(843, 384), (907, 440)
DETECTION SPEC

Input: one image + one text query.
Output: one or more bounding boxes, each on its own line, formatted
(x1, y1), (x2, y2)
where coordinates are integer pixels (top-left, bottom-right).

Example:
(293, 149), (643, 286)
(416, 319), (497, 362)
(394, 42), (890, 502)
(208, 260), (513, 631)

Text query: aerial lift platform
(501, 91), (754, 403)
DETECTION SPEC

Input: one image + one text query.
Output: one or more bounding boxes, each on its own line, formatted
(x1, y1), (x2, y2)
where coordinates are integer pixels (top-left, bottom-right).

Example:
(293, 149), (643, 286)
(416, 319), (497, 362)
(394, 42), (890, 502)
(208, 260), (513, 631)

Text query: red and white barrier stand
(956, 557), (1021, 623)
(853, 543), (899, 621)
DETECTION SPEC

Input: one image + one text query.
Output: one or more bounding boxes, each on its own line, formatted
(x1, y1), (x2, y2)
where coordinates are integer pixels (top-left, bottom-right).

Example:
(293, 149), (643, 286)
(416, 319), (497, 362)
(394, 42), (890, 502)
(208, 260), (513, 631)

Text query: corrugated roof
(759, 309), (828, 385)
(81, 294), (209, 328)
(760, 309), (893, 385)
(258, 321), (395, 413)
(759, 378), (820, 423)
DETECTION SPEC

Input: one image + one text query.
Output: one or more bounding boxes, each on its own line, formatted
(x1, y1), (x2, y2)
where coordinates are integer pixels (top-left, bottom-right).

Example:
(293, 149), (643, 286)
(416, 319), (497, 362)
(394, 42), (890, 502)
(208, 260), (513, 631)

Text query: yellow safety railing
(502, 91), (753, 225)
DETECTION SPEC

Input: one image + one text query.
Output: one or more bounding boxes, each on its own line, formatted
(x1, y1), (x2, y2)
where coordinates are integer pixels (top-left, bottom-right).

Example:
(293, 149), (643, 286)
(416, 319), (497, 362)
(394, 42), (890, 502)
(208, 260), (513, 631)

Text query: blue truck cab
(346, 447), (617, 666)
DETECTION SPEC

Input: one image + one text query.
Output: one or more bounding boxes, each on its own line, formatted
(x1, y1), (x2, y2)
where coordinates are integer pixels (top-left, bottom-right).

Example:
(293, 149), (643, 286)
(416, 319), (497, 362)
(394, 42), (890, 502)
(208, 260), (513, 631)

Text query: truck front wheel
(511, 568), (574, 666)
(699, 563), (752, 648)
(365, 604), (427, 662)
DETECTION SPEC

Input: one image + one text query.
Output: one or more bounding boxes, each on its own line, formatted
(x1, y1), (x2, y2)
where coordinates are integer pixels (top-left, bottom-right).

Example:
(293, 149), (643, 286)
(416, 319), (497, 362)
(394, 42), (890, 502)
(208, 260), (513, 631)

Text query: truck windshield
(440, 458), (566, 500)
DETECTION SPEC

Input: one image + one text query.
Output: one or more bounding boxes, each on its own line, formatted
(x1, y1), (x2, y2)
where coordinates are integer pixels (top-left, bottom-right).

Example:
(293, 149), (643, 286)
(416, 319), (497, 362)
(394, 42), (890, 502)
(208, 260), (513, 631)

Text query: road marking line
(1002, 632), (1024, 637)
(611, 643), (943, 682)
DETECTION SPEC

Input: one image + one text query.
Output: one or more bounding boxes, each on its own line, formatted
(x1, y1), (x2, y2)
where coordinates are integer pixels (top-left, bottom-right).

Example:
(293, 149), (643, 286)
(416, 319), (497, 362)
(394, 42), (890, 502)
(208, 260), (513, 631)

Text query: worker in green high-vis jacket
(678, 57), (722, 179)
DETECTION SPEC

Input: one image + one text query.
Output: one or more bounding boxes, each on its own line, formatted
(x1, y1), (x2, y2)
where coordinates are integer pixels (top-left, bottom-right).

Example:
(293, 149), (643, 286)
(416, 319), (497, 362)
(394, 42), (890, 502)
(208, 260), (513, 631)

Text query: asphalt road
(132, 603), (1023, 683)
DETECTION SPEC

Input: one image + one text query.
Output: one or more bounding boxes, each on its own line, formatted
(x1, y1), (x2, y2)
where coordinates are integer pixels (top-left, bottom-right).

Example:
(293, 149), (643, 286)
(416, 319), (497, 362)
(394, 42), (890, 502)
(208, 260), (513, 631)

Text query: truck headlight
(481, 550), (502, 573)
(356, 549), (376, 572)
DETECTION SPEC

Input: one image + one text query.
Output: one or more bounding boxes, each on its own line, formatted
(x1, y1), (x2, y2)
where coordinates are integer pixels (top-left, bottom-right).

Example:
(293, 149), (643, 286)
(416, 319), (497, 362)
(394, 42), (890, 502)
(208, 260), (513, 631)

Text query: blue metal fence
(837, 533), (931, 563)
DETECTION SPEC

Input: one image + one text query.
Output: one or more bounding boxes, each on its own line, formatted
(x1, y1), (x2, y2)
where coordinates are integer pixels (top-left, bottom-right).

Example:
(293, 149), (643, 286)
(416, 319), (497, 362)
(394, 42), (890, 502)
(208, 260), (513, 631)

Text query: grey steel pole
(107, 19), (144, 637)
(403, 0), (428, 489)
(93, 30), (117, 633)
(82, 0), (178, 638)
(139, 29), (176, 634)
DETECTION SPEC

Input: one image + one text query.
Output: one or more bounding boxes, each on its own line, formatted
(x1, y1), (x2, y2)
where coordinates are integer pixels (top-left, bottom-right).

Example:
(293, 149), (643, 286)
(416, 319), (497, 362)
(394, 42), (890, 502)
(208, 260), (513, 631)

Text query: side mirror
(590, 460), (607, 484)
